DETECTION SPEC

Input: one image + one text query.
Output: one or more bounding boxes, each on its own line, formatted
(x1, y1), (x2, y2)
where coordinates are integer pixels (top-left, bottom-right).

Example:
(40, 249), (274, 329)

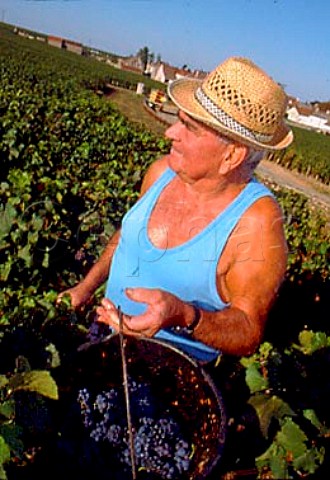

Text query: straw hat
(168, 57), (293, 150)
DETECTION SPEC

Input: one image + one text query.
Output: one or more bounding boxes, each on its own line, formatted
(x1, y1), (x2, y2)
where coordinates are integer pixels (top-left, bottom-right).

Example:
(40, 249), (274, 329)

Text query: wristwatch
(185, 304), (201, 335)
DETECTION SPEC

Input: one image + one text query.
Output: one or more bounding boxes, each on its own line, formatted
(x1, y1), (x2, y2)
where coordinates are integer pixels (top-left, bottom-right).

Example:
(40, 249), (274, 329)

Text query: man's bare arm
(192, 197), (288, 356)
(57, 229), (121, 308)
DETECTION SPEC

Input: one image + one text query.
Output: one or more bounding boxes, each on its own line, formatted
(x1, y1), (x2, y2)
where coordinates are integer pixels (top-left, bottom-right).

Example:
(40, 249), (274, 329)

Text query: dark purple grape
(76, 380), (192, 479)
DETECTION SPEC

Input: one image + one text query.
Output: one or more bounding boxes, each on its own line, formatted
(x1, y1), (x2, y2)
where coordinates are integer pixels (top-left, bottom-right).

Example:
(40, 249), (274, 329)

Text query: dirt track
(256, 159), (330, 214)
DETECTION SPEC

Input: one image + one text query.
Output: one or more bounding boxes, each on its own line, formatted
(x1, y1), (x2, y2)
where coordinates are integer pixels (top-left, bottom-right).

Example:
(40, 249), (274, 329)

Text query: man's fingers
(97, 300), (120, 328)
(125, 287), (155, 302)
(101, 298), (115, 309)
(97, 297), (157, 338)
(56, 292), (67, 304)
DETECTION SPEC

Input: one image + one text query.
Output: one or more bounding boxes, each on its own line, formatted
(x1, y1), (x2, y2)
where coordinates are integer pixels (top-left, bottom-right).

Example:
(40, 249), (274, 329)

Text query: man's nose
(165, 120), (181, 140)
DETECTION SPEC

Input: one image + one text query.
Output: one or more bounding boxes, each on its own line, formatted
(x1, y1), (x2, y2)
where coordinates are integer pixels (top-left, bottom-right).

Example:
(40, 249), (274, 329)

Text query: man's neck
(181, 174), (250, 204)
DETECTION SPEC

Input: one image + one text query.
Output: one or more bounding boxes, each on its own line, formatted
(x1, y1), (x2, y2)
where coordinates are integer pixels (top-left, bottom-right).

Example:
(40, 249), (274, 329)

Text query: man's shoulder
(243, 193), (284, 224)
(226, 194), (285, 256)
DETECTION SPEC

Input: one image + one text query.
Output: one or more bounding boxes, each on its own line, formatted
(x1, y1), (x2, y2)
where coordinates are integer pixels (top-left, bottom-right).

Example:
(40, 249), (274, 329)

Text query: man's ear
(219, 143), (249, 175)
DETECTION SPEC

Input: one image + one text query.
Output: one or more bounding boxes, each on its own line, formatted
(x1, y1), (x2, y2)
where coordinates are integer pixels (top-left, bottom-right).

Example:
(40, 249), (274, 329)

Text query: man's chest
(147, 189), (220, 249)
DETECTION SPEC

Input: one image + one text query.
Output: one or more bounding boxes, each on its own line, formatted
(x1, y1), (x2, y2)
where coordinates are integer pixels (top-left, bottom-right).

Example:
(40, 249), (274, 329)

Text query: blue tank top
(105, 167), (274, 362)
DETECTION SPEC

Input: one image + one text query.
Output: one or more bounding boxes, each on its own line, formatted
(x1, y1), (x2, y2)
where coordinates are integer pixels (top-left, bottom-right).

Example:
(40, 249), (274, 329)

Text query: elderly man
(59, 57), (292, 362)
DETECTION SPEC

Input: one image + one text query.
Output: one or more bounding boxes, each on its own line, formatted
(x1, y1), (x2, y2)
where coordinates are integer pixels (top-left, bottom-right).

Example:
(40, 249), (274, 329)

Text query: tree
(137, 46), (154, 71)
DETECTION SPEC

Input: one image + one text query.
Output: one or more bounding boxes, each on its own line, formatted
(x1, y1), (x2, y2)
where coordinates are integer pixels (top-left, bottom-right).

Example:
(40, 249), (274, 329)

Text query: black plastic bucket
(50, 335), (226, 479)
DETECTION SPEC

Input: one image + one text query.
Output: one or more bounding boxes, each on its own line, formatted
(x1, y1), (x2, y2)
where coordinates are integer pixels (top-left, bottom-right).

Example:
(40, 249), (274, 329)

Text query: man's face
(165, 111), (230, 182)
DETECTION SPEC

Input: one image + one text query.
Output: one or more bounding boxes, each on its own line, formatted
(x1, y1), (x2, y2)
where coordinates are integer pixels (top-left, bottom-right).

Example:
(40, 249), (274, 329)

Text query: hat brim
(167, 78), (293, 151)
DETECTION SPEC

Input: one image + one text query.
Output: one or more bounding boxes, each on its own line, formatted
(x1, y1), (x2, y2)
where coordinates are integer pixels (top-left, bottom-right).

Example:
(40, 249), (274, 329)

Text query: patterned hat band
(195, 87), (273, 144)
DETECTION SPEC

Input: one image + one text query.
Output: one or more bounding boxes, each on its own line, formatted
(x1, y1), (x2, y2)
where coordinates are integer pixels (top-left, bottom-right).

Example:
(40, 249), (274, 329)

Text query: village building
(47, 35), (63, 49)
(117, 55), (144, 73)
(147, 61), (207, 84)
(47, 35), (84, 55)
(287, 102), (330, 135)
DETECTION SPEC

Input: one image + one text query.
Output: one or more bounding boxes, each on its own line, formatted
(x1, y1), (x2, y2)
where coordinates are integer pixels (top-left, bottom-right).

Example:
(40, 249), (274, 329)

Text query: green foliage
(0, 21), (164, 94)
(7, 371), (58, 400)
(256, 417), (325, 479)
(268, 126), (330, 184)
(293, 330), (330, 354)
(0, 28), (169, 327)
(249, 395), (295, 438)
(241, 336), (330, 478)
(137, 46), (153, 71)
(0, 437), (10, 480)
(0, 363), (58, 478)
(265, 182), (329, 280)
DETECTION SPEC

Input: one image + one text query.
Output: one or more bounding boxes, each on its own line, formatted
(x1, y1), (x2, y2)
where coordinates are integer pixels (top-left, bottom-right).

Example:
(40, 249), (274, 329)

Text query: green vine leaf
(45, 343), (61, 368)
(293, 446), (325, 475)
(7, 371), (58, 400)
(256, 442), (288, 479)
(15, 356), (31, 373)
(244, 363), (268, 394)
(0, 401), (15, 421)
(277, 417), (307, 458)
(249, 394), (295, 438)
(256, 418), (320, 478)
(294, 330), (330, 355)
(0, 377), (8, 389)
(57, 293), (73, 309)
(0, 204), (16, 241)
(0, 465), (7, 480)
(303, 409), (330, 436)
(17, 244), (32, 267)
(0, 436), (10, 476)
(0, 424), (23, 460)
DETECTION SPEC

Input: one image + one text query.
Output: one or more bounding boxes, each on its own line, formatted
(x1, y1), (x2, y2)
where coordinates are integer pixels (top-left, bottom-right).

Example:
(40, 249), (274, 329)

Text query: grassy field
(108, 88), (168, 137)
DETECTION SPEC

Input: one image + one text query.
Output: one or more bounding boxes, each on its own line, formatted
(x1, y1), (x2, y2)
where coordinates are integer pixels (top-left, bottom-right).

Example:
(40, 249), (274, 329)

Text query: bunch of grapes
(129, 416), (191, 478)
(77, 380), (192, 479)
(86, 320), (112, 343)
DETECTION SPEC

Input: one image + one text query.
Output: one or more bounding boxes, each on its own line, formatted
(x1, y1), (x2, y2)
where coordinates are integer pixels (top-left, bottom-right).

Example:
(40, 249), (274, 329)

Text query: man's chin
(167, 153), (182, 172)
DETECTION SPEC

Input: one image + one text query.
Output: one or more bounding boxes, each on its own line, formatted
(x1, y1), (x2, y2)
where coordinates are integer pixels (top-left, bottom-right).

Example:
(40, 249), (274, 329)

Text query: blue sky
(0, 0), (329, 102)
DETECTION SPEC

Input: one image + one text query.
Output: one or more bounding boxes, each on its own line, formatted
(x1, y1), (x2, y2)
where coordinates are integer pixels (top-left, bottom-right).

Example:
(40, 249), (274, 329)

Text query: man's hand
(96, 288), (192, 337)
(56, 284), (93, 309)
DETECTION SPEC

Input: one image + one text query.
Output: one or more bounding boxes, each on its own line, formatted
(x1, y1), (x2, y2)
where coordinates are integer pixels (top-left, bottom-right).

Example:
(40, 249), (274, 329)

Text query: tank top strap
(123, 167), (176, 226)
(210, 177), (275, 236)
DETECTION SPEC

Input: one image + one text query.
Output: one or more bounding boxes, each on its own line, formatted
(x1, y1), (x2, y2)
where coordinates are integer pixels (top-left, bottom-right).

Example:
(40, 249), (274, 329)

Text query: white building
(287, 105), (330, 134)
